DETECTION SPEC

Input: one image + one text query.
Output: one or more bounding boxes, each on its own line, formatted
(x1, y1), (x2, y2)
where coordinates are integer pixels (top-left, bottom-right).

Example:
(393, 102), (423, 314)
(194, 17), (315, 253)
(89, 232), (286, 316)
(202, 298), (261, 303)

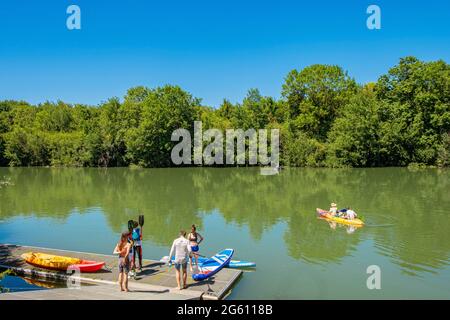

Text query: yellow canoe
(21, 252), (105, 272)
(316, 208), (364, 227)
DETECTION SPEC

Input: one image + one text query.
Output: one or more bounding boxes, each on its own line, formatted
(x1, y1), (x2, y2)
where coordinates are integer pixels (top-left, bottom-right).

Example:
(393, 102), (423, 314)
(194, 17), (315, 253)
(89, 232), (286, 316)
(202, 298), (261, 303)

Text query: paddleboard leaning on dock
(160, 255), (256, 269)
(192, 249), (234, 281)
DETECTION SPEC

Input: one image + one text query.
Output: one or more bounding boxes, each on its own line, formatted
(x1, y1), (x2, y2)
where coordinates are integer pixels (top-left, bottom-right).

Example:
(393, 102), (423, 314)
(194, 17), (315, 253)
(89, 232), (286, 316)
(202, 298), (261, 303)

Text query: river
(0, 167), (449, 299)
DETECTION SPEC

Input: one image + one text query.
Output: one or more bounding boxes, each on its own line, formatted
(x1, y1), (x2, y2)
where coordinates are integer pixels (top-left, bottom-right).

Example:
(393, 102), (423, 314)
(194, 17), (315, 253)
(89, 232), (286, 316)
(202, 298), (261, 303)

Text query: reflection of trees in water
(0, 168), (202, 245)
(0, 167), (449, 274)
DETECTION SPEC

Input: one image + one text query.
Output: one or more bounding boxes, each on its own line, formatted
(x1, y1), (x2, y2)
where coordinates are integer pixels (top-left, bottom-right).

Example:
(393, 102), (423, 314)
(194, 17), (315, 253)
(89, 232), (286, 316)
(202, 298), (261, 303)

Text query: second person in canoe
(345, 207), (358, 220)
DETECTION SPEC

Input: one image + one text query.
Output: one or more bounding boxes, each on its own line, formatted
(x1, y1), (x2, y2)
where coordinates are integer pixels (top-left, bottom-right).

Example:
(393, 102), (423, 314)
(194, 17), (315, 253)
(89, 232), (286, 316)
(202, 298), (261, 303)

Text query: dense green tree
(282, 64), (357, 141)
(0, 101), (12, 166)
(97, 98), (126, 166)
(4, 128), (49, 166)
(376, 57), (450, 165)
(124, 85), (200, 167)
(0, 57), (448, 168)
(437, 133), (450, 167)
(216, 99), (236, 124)
(326, 89), (382, 167)
(35, 101), (73, 132)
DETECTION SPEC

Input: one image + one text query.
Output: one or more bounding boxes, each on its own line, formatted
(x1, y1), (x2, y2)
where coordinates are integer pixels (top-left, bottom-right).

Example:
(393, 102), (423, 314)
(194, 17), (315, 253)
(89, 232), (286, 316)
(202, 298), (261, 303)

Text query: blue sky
(0, 0), (449, 107)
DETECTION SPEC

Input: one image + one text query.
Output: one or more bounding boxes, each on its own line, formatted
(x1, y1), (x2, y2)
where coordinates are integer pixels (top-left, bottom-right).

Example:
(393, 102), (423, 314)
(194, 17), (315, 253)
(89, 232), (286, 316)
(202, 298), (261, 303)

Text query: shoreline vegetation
(0, 56), (449, 168)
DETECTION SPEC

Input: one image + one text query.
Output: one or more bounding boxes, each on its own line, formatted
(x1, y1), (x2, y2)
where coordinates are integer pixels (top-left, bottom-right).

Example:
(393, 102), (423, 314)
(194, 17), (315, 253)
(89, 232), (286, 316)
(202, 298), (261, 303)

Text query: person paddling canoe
(329, 203), (338, 216)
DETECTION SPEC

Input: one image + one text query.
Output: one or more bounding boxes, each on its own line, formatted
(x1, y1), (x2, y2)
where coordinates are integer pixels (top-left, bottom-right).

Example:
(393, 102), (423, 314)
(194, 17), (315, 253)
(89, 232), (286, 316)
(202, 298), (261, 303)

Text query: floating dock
(0, 244), (242, 300)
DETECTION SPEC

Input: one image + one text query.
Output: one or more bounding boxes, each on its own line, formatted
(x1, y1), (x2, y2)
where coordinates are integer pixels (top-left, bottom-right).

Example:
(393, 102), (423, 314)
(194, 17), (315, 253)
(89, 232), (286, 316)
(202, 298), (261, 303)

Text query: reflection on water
(0, 167), (449, 299)
(0, 275), (68, 292)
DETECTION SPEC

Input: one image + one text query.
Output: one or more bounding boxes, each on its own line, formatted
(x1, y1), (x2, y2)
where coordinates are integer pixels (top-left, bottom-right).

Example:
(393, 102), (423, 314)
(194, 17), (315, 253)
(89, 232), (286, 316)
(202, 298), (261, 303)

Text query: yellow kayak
(21, 252), (105, 272)
(316, 208), (364, 227)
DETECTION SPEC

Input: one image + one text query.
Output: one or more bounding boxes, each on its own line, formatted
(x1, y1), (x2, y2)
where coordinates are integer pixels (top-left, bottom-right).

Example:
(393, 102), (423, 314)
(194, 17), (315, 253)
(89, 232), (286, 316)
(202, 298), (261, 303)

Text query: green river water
(0, 167), (449, 299)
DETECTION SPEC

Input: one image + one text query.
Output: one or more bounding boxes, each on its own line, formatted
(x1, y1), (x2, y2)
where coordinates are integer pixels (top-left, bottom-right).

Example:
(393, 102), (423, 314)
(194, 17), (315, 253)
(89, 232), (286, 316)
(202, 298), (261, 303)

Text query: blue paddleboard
(197, 256), (256, 268)
(161, 254), (256, 269)
(192, 249), (234, 281)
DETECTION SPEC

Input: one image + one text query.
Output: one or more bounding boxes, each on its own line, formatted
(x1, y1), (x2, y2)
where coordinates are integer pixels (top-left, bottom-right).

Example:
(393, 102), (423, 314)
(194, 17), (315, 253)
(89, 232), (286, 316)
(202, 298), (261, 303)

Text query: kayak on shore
(21, 252), (105, 272)
(316, 208), (365, 227)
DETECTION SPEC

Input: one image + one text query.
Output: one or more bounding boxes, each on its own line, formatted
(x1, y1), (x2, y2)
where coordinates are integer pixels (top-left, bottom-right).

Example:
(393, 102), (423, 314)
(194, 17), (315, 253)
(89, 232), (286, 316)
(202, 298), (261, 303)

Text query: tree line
(0, 56), (448, 168)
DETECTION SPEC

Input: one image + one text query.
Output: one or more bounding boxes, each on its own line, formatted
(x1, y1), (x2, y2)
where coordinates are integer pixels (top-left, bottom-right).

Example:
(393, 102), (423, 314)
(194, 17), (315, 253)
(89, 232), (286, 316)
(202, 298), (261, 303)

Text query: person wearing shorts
(113, 231), (132, 292)
(119, 256), (130, 274)
(168, 230), (191, 290)
(174, 258), (188, 272)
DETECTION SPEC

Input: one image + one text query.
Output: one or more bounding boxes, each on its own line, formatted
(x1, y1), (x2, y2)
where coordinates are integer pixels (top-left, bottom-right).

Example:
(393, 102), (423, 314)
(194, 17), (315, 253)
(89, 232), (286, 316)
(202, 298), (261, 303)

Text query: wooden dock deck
(0, 244), (242, 300)
(0, 284), (198, 300)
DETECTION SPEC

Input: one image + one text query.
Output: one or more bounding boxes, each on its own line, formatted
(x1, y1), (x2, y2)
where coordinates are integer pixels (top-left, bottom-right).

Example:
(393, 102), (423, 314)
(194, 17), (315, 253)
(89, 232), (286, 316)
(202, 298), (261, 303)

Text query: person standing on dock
(113, 232), (132, 292)
(168, 230), (192, 290)
(126, 220), (136, 278)
(131, 221), (143, 273)
(188, 224), (204, 272)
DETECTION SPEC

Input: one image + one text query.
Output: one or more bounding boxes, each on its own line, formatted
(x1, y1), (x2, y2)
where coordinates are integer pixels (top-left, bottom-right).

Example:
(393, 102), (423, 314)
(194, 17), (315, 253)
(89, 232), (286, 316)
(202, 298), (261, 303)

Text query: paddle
(192, 252), (207, 259)
(162, 254), (206, 275)
(139, 214), (144, 227)
(162, 253), (208, 263)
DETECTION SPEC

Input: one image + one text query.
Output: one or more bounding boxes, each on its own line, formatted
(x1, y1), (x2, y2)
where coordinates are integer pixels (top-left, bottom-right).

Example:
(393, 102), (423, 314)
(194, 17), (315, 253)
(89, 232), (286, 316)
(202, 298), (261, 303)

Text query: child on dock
(113, 232), (132, 292)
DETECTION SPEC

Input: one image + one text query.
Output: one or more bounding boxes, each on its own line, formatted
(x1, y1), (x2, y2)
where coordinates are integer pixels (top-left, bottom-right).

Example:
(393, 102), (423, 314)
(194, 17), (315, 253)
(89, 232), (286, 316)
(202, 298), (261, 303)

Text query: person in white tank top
(168, 230), (192, 290)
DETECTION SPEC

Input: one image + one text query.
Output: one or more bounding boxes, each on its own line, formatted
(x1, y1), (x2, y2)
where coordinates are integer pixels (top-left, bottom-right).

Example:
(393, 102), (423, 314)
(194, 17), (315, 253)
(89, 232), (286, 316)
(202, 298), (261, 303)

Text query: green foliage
(326, 89), (382, 167)
(375, 57), (450, 166)
(282, 64), (357, 141)
(283, 129), (326, 167)
(123, 85), (200, 167)
(437, 133), (450, 167)
(0, 57), (448, 168)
